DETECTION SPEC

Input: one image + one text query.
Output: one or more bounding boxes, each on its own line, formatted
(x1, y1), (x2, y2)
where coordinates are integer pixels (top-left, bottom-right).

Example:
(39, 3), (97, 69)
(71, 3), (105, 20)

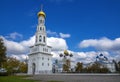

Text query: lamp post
(59, 50), (73, 72)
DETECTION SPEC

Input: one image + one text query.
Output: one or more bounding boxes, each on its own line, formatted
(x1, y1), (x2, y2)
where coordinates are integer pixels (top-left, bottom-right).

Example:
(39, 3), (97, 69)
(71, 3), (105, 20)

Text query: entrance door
(32, 63), (36, 75)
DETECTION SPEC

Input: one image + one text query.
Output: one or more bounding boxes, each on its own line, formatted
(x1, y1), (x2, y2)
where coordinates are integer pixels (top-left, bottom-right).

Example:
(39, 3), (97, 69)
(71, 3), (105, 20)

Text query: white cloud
(59, 33), (71, 38)
(51, 50), (117, 64)
(47, 37), (68, 51)
(20, 36), (35, 47)
(1, 35), (120, 63)
(79, 37), (120, 62)
(10, 54), (28, 60)
(47, 30), (57, 35)
(79, 37), (120, 51)
(1, 34), (68, 60)
(4, 38), (26, 54)
(47, 30), (58, 37)
(47, 30), (71, 38)
(5, 32), (23, 40)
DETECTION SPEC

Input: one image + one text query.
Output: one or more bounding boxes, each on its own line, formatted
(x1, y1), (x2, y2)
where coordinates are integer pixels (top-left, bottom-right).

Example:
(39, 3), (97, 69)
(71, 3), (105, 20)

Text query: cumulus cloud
(51, 50), (114, 64)
(47, 30), (58, 37)
(79, 37), (120, 62)
(1, 33), (68, 60)
(59, 33), (71, 38)
(1, 34), (120, 63)
(5, 32), (23, 40)
(4, 38), (26, 54)
(10, 54), (28, 61)
(79, 37), (120, 51)
(47, 30), (71, 38)
(47, 37), (68, 51)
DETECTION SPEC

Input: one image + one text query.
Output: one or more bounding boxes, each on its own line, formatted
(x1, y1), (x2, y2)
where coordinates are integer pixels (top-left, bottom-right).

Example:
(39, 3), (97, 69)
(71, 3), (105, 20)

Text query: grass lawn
(0, 75), (36, 82)
(0, 75), (63, 82)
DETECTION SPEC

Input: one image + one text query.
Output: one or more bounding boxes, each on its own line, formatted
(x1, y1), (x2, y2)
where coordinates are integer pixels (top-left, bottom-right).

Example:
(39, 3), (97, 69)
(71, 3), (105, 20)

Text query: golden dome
(64, 50), (69, 56)
(37, 11), (46, 18)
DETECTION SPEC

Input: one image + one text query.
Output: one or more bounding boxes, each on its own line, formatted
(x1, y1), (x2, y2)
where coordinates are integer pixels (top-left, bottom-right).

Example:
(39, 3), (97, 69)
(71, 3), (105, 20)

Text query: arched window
(39, 35), (42, 42)
(43, 36), (45, 42)
(40, 27), (42, 30)
(40, 20), (42, 23)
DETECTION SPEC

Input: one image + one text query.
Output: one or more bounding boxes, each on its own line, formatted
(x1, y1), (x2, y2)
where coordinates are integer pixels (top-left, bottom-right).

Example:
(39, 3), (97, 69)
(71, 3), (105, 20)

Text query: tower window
(39, 35), (42, 42)
(48, 63), (49, 66)
(40, 20), (42, 23)
(42, 63), (44, 66)
(43, 36), (45, 42)
(40, 27), (42, 30)
(42, 57), (44, 60)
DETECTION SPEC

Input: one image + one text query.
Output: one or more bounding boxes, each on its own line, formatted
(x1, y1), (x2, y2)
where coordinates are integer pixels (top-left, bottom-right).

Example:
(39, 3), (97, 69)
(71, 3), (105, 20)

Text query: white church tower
(28, 7), (52, 75)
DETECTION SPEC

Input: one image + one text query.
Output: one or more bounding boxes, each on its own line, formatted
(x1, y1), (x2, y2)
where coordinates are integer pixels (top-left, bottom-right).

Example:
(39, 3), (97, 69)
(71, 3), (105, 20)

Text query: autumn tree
(86, 62), (109, 73)
(59, 50), (73, 72)
(3, 57), (20, 74)
(3, 57), (28, 74)
(75, 62), (83, 72)
(63, 59), (71, 72)
(0, 37), (7, 67)
(19, 62), (28, 73)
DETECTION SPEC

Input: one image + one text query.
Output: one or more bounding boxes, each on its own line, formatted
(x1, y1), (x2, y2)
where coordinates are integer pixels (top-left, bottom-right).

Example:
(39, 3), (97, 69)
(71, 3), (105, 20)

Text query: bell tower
(28, 6), (52, 75)
(35, 7), (46, 45)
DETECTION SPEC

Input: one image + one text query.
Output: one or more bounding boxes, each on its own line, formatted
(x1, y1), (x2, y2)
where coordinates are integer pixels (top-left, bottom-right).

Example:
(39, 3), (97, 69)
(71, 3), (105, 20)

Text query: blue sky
(0, 0), (120, 63)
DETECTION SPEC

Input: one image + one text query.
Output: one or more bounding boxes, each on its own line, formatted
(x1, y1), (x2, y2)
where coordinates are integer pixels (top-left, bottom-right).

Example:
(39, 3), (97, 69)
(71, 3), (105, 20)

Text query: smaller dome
(37, 11), (46, 18)
(64, 50), (69, 56)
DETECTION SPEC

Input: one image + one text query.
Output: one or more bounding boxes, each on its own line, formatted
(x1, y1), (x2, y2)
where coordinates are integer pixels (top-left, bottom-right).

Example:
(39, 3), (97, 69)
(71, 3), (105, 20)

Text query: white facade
(28, 9), (52, 75)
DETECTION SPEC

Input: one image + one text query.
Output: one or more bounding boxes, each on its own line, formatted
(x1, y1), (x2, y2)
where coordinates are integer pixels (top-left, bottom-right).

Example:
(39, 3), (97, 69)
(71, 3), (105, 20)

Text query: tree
(86, 62), (109, 73)
(75, 62), (83, 72)
(63, 64), (69, 72)
(59, 50), (73, 72)
(3, 57), (28, 74)
(90, 62), (101, 73)
(19, 62), (28, 73)
(62, 59), (71, 72)
(113, 60), (119, 72)
(3, 57), (20, 74)
(0, 37), (6, 67)
(118, 61), (120, 73)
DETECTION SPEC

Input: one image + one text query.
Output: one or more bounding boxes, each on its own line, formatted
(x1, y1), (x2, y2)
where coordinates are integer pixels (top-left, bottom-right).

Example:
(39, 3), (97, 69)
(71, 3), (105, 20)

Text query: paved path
(27, 73), (120, 82)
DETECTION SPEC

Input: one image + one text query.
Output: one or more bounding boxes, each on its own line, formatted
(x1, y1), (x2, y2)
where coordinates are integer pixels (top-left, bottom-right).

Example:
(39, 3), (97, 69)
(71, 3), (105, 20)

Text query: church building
(28, 8), (52, 74)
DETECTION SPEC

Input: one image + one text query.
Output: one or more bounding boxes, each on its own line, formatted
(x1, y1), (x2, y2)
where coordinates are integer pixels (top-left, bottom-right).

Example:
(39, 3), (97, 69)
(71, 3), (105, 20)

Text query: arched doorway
(32, 63), (36, 75)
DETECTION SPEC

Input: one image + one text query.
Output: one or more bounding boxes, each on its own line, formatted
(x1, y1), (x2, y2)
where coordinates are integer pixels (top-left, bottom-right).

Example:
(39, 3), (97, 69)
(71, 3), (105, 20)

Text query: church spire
(41, 4), (43, 11)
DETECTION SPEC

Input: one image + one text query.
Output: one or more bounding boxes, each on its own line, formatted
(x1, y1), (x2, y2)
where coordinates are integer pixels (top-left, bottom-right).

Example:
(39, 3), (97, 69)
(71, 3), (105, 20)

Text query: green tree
(63, 64), (69, 72)
(0, 37), (7, 67)
(19, 62), (28, 73)
(87, 62), (109, 73)
(3, 57), (20, 74)
(75, 62), (83, 72)
(90, 62), (101, 73)
(59, 50), (73, 72)
(63, 59), (70, 72)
